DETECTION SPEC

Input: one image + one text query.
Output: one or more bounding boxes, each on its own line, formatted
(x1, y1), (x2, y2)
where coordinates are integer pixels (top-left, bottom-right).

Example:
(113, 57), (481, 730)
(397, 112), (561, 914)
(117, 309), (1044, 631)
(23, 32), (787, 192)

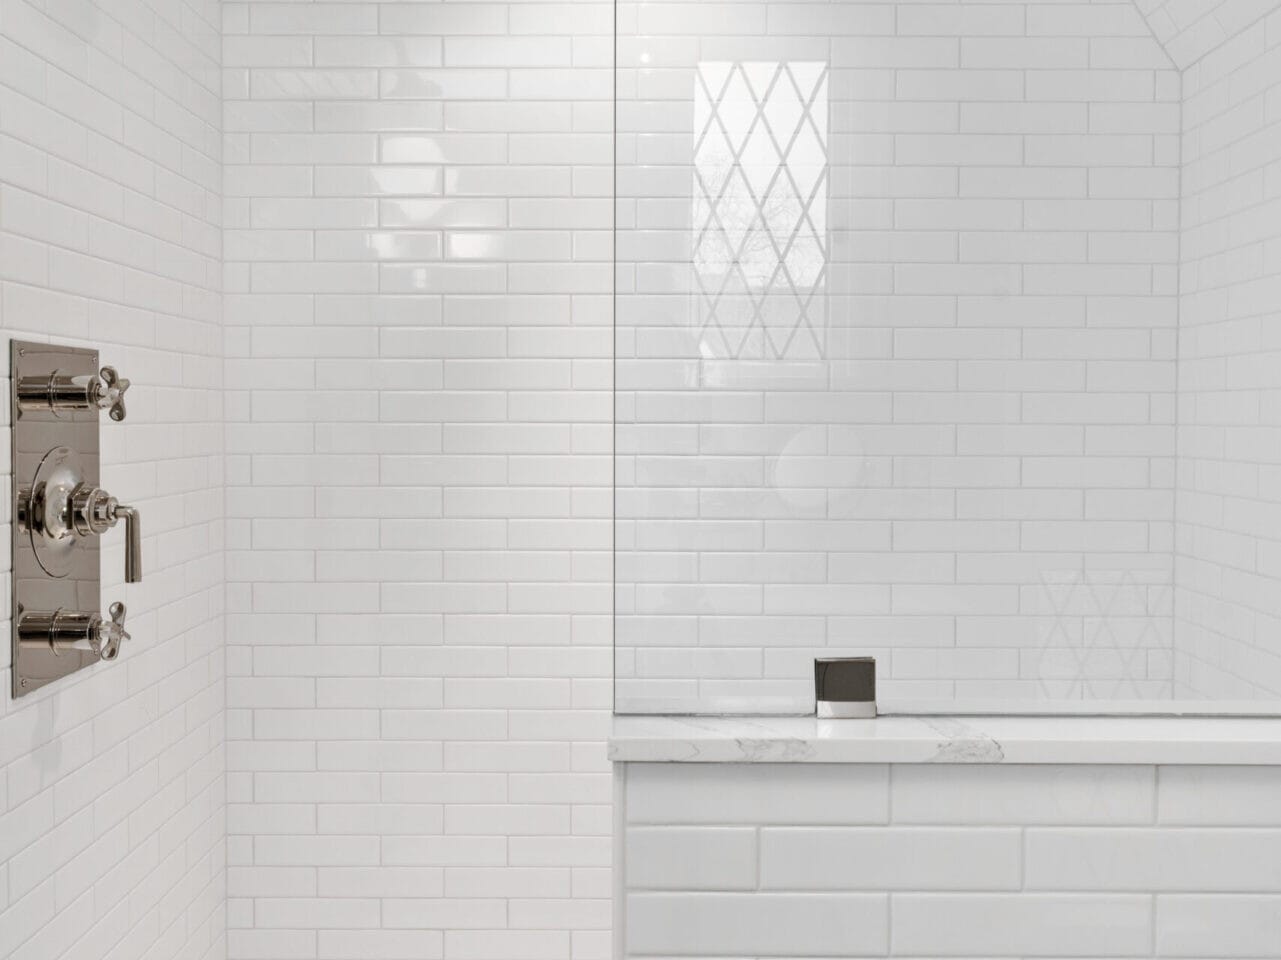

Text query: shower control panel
(11, 340), (140, 698)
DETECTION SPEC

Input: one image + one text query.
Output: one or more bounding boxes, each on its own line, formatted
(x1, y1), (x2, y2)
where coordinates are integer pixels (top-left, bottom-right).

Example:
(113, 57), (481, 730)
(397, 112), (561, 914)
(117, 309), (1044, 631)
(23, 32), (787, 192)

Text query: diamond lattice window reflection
(692, 61), (829, 361)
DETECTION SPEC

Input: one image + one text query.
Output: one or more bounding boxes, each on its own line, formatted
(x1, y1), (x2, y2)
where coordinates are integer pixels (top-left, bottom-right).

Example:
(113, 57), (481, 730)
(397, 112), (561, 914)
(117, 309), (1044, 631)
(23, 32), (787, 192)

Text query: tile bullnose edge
(609, 715), (1281, 765)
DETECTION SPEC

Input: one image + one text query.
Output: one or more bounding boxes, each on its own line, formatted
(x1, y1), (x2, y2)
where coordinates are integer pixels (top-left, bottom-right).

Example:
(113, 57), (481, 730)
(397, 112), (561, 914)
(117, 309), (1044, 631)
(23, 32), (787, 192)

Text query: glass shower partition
(613, 0), (1277, 715)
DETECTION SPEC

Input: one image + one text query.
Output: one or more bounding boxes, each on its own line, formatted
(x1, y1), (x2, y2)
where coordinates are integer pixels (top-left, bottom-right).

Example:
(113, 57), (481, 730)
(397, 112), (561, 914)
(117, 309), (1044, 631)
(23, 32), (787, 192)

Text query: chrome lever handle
(113, 505), (141, 583)
(69, 485), (142, 582)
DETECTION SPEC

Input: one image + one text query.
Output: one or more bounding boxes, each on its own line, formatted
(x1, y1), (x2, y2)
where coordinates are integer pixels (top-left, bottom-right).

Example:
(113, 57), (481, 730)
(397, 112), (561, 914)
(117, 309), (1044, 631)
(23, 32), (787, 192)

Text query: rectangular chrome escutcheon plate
(11, 340), (136, 698)
(12, 341), (102, 697)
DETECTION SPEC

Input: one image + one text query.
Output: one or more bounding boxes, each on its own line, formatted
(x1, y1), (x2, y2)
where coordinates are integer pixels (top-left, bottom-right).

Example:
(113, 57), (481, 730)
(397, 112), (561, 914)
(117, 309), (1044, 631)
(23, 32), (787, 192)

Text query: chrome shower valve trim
(11, 340), (139, 697)
(69, 485), (142, 583)
(17, 364), (131, 421)
(18, 602), (130, 662)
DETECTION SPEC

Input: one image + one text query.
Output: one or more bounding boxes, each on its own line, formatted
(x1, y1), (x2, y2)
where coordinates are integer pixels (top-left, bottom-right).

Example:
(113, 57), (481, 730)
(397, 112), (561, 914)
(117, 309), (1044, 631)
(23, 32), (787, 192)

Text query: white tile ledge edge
(609, 714), (1281, 765)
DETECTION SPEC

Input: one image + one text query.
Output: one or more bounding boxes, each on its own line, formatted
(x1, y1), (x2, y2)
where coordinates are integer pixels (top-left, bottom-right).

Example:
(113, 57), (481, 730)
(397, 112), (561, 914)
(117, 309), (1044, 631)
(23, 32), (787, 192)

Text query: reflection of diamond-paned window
(693, 61), (829, 361)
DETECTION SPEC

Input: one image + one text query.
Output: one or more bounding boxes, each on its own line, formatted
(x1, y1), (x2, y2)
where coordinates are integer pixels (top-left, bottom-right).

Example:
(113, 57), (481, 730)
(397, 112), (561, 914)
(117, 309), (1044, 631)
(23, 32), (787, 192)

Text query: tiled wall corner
(1134, 0), (1281, 70)
(0, 0), (226, 958)
(221, 3), (615, 958)
(622, 761), (1281, 958)
(1174, 5), (1281, 698)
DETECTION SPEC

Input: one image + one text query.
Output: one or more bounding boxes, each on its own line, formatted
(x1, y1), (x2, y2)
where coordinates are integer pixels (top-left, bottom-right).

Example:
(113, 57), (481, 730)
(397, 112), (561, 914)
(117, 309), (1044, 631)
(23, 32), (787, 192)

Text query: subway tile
(1027, 828), (1281, 891)
(1156, 895), (1281, 956)
(627, 763), (888, 825)
(892, 765), (1155, 824)
(893, 893), (1152, 956)
(1159, 767), (1281, 824)
(627, 892), (888, 956)
(761, 827), (1021, 890)
(626, 827), (757, 890)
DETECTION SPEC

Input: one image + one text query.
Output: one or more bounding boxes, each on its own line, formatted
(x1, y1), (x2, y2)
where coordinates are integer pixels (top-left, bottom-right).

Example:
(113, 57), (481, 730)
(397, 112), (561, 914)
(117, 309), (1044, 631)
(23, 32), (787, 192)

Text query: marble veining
(919, 717), (1006, 763)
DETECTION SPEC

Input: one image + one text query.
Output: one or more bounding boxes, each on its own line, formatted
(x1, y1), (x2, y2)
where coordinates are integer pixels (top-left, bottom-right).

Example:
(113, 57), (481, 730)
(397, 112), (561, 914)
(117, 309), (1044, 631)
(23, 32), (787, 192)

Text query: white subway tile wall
(221, 2), (615, 960)
(0, 0), (225, 959)
(615, 0), (1184, 711)
(4, 0), (1281, 959)
(623, 761), (1281, 959)
(1175, 7), (1281, 698)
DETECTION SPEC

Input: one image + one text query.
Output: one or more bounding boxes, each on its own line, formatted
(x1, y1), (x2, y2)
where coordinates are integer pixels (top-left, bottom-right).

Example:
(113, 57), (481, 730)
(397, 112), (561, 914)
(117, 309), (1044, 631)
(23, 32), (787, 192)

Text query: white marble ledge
(609, 714), (1281, 765)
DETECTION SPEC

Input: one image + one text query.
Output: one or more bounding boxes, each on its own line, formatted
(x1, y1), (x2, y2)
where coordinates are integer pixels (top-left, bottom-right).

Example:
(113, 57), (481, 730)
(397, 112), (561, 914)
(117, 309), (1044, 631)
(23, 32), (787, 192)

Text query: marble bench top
(609, 714), (1281, 765)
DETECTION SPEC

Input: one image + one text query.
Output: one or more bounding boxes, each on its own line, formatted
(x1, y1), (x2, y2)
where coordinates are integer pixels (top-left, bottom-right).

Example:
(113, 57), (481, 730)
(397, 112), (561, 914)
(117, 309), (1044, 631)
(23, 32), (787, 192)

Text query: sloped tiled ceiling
(1133, 0), (1281, 69)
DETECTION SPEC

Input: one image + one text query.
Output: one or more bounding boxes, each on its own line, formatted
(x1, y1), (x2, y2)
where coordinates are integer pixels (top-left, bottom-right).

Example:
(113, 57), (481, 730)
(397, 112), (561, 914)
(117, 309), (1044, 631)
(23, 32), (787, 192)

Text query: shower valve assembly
(11, 340), (142, 697)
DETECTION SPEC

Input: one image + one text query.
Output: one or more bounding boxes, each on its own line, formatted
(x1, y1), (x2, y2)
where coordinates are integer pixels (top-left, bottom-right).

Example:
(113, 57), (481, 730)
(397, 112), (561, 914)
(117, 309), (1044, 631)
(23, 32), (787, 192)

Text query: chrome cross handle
(16, 365), (130, 420)
(96, 366), (130, 421)
(98, 602), (130, 660)
(17, 602), (130, 661)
